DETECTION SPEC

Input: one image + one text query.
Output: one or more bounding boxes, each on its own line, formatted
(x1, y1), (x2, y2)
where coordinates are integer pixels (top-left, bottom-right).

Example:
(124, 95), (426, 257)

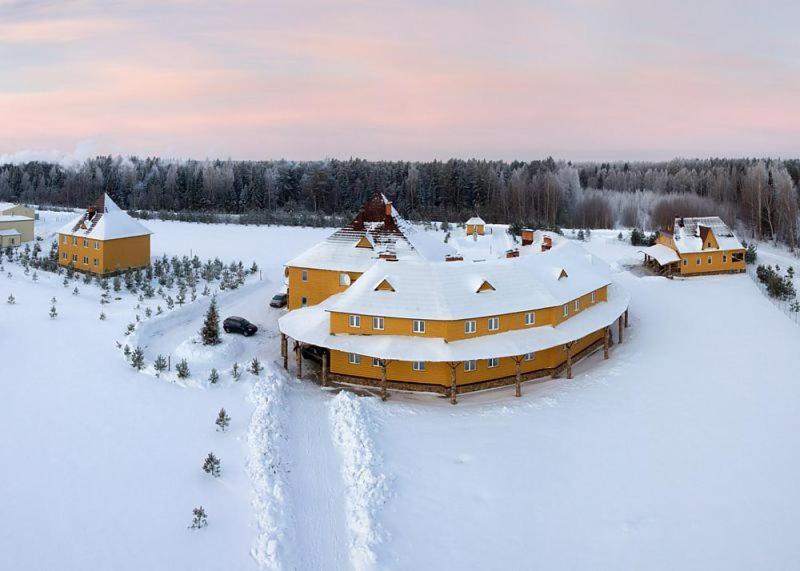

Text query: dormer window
(348, 314), (361, 328)
(374, 279), (395, 292)
(476, 280), (495, 293)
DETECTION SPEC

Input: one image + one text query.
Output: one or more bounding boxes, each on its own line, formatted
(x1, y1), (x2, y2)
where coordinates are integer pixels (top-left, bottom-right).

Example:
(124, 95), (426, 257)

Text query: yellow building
(640, 216), (745, 276)
(465, 216), (486, 236)
(57, 194), (152, 275)
(284, 193), (456, 309)
(279, 226), (630, 402)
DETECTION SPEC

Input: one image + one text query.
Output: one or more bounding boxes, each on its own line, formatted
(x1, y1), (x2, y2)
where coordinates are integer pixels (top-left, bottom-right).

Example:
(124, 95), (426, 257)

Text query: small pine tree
(617, 231), (623, 241)
(200, 297), (221, 346)
(6, 293), (15, 304)
(126, 323), (135, 335)
(123, 345), (131, 360)
(62, 276), (69, 287)
(145, 307), (152, 318)
(250, 261), (258, 274)
(32, 271), (38, 282)
(51, 296), (57, 304)
(248, 357), (262, 375)
(215, 408), (230, 432)
(202, 452), (221, 477)
(153, 354), (167, 377)
(72, 287), (79, 296)
(130, 347), (145, 370)
(208, 368), (219, 384)
(99, 311), (106, 320)
(577, 229), (585, 241)
(189, 506), (208, 529)
(231, 362), (241, 381)
(176, 358), (190, 379)
(113, 276), (121, 292)
(49, 304), (57, 319)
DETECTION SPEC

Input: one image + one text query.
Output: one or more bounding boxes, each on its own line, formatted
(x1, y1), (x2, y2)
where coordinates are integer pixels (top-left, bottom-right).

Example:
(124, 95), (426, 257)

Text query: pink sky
(1, 0), (798, 161)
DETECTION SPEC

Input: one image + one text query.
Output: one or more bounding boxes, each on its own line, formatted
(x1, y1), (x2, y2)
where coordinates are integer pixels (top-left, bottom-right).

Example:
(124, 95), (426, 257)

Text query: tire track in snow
(329, 392), (390, 571)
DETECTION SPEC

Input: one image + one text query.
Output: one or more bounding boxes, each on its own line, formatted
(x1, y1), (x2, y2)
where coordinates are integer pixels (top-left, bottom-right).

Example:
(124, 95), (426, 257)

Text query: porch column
(294, 341), (302, 379)
(625, 308), (629, 328)
(282, 335), (289, 370)
(618, 315), (624, 344)
(514, 357), (523, 397)
(566, 342), (573, 379)
(380, 360), (388, 401)
(321, 351), (328, 387)
(449, 363), (459, 405)
(603, 327), (609, 360)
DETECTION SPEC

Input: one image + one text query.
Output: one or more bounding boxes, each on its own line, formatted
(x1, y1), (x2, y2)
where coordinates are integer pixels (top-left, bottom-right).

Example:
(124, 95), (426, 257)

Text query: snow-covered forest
(1, 157), (799, 246)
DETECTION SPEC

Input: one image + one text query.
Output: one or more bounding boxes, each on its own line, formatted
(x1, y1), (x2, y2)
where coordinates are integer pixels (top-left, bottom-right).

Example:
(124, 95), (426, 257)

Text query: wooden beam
(449, 363), (458, 405)
(380, 361), (388, 401)
(514, 357), (522, 397)
(603, 327), (609, 360)
(566, 342), (573, 379)
(321, 351), (328, 387)
(282, 335), (288, 370)
(294, 341), (302, 379)
(625, 308), (629, 328)
(618, 315), (624, 344)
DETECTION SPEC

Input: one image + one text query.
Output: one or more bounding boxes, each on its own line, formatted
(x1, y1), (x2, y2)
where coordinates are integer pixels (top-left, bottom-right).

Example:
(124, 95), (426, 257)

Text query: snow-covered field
(3, 217), (800, 570)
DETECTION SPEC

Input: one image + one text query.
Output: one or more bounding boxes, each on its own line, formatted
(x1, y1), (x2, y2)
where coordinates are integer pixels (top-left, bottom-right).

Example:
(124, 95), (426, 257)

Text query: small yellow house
(0, 229), (21, 248)
(465, 216), (486, 236)
(57, 194), (152, 275)
(641, 216), (745, 276)
(0, 202), (35, 243)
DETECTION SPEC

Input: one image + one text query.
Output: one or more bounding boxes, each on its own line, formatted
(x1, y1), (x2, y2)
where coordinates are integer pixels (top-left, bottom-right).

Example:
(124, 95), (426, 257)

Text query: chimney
(378, 251), (397, 262)
(505, 249), (520, 258)
(385, 202), (392, 216)
(445, 254), (464, 262)
(541, 236), (553, 252)
(521, 228), (534, 246)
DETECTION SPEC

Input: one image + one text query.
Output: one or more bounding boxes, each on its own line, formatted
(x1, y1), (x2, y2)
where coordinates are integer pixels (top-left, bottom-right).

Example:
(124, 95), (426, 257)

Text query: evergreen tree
(208, 368), (219, 384)
(215, 408), (230, 432)
(176, 358), (190, 378)
(130, 346), (145, 370)
(200, 297), (221, 345)
(123, 345), (131, 360)
(49, 304), (57, 319)
(248, 357), (262, 375)
(72, 287), (79, 296)
(153, 354), (167, 377)
(231, 362), (241, 381)
(113, 276), (121, 292)
(99, 311), (106, 320)
(6, 293), (14, 304)
(189, 506), (208, 529)
(202, 452), (221, 477)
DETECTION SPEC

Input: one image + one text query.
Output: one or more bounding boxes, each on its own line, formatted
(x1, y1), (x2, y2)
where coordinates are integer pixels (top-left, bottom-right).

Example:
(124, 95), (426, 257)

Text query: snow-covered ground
(3, 219), (800, 569)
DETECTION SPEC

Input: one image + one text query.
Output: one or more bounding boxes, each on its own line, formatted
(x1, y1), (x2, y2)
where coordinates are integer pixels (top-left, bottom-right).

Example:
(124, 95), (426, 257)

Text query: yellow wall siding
(58, 234), (150, 274)
(656, 234), (676, 249)
(329, 327), (606, 388)
(287, 267), (363, 309)
(465, 223), (485, 235)
(329, 285), (608, 341)
(0, 218), (34, 242)
(678, 250), (745, 275)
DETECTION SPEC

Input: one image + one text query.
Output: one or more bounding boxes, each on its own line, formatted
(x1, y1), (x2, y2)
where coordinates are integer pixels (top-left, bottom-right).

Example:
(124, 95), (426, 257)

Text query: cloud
(0, 141), (96, 166)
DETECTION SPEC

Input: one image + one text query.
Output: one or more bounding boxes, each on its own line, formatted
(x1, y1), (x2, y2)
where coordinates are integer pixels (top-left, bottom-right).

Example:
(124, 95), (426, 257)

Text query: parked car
(270, 293), (288, 308)
(301, 344), (327, 364)
(223, 316), (258, 336)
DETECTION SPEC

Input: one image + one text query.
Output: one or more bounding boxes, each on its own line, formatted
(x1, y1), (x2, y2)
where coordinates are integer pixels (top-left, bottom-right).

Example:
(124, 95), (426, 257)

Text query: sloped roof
(0, 215), (33, 222)
(672, 216), (743, 253)
(639, 244), (680, 265)
(0, 229), (21, 236)
(466, 216), (485, 225)
(57, 194), (152, 241)
(327, 239), (612, 320)
(286, 193), (456, 272)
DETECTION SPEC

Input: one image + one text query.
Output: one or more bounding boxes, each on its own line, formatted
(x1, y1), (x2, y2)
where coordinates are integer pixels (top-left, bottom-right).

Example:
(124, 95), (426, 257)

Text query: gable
(374, 278), (395, 292)
(476, 280), (496, 293)
(355, 235), (374, 249)
(699, 226), (719, 250)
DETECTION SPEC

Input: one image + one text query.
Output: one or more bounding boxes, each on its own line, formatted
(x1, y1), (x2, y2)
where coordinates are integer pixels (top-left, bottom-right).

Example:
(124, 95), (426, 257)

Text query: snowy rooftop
(450, 224), (518, 262)
(640, 244), (680, 265)
(0, 229), (21, 236)
(0, 202), (21, 212)
(328, 238), (612, 320)
(672, 216), (743, 253)
(466, 216), (485, 225)
(57, 194), (152, 241)
(0, 215), (33, 222)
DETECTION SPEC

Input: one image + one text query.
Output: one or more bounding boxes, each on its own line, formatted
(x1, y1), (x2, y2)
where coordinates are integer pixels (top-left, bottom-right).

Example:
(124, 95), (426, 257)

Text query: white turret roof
(58, 194), (152, 241)
(466, 216), (485, 225)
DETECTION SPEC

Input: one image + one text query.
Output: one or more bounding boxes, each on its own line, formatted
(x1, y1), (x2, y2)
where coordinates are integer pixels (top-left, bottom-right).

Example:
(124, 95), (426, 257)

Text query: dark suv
(270, 293), (288, 308)
(223, 316), (258, 336)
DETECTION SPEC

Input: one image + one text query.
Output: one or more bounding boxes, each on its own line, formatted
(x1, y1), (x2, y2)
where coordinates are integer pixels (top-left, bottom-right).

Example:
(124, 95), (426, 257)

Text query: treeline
(0, 156), (798, 246)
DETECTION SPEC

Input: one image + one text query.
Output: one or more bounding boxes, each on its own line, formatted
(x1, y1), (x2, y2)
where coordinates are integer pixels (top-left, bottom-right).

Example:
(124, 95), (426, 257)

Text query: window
(83, 239), (88, 248)
(707, 256), (712, 264)
(696, 258), (701, 265)
(82, 256), (89, 264)
(62, 252), (68, 260)
(524, 312), (535, 326)
(524, 352), (534, 361)
(339, 273), (349, 286)
(574, 299), (580, 311)
(72, 237), (77, 245)
(683, 259), (688, 266)
(94, 241), (100, 250)
(348, 314), (361, 328)
(464, 320), (476, 334)
(372, 316), (384, 330)
(732, 252), (744, 263)
(487, 357), (499, 368)
(723, 254), (727, 263)
(348, 353), (361, 365)
(301, 270), (308, 281)
(562, 304), (568, 317)
(72, 254), (78, 262)
(591, 291), (596, 303)
(412, 361), (425, 371)
(62, 235), (67, 244)
(372, 357), (382, 367)
(301, 297), (308, 307)
(413, 320), (425, 334)
(464, 360), (476, 372)
(93, 258), (99, 267)
(488, 316), (500, 331)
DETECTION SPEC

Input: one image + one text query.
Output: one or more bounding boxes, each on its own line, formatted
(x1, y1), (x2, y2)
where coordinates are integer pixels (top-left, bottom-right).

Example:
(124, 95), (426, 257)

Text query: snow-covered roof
(57, 194), (152, 241)
(327, 238), (612, 320)
(280, 282), (629, 362)
(0, 202), (19, 212)
(286, 193), (456, 272)
(0, 215), (33, 222)
(672, 216), (743, 253)
(0, 229), (21, 236)
(639, 244), (680, 265)
(466, 216), (485, 225)
(451, 224), (516, 261)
